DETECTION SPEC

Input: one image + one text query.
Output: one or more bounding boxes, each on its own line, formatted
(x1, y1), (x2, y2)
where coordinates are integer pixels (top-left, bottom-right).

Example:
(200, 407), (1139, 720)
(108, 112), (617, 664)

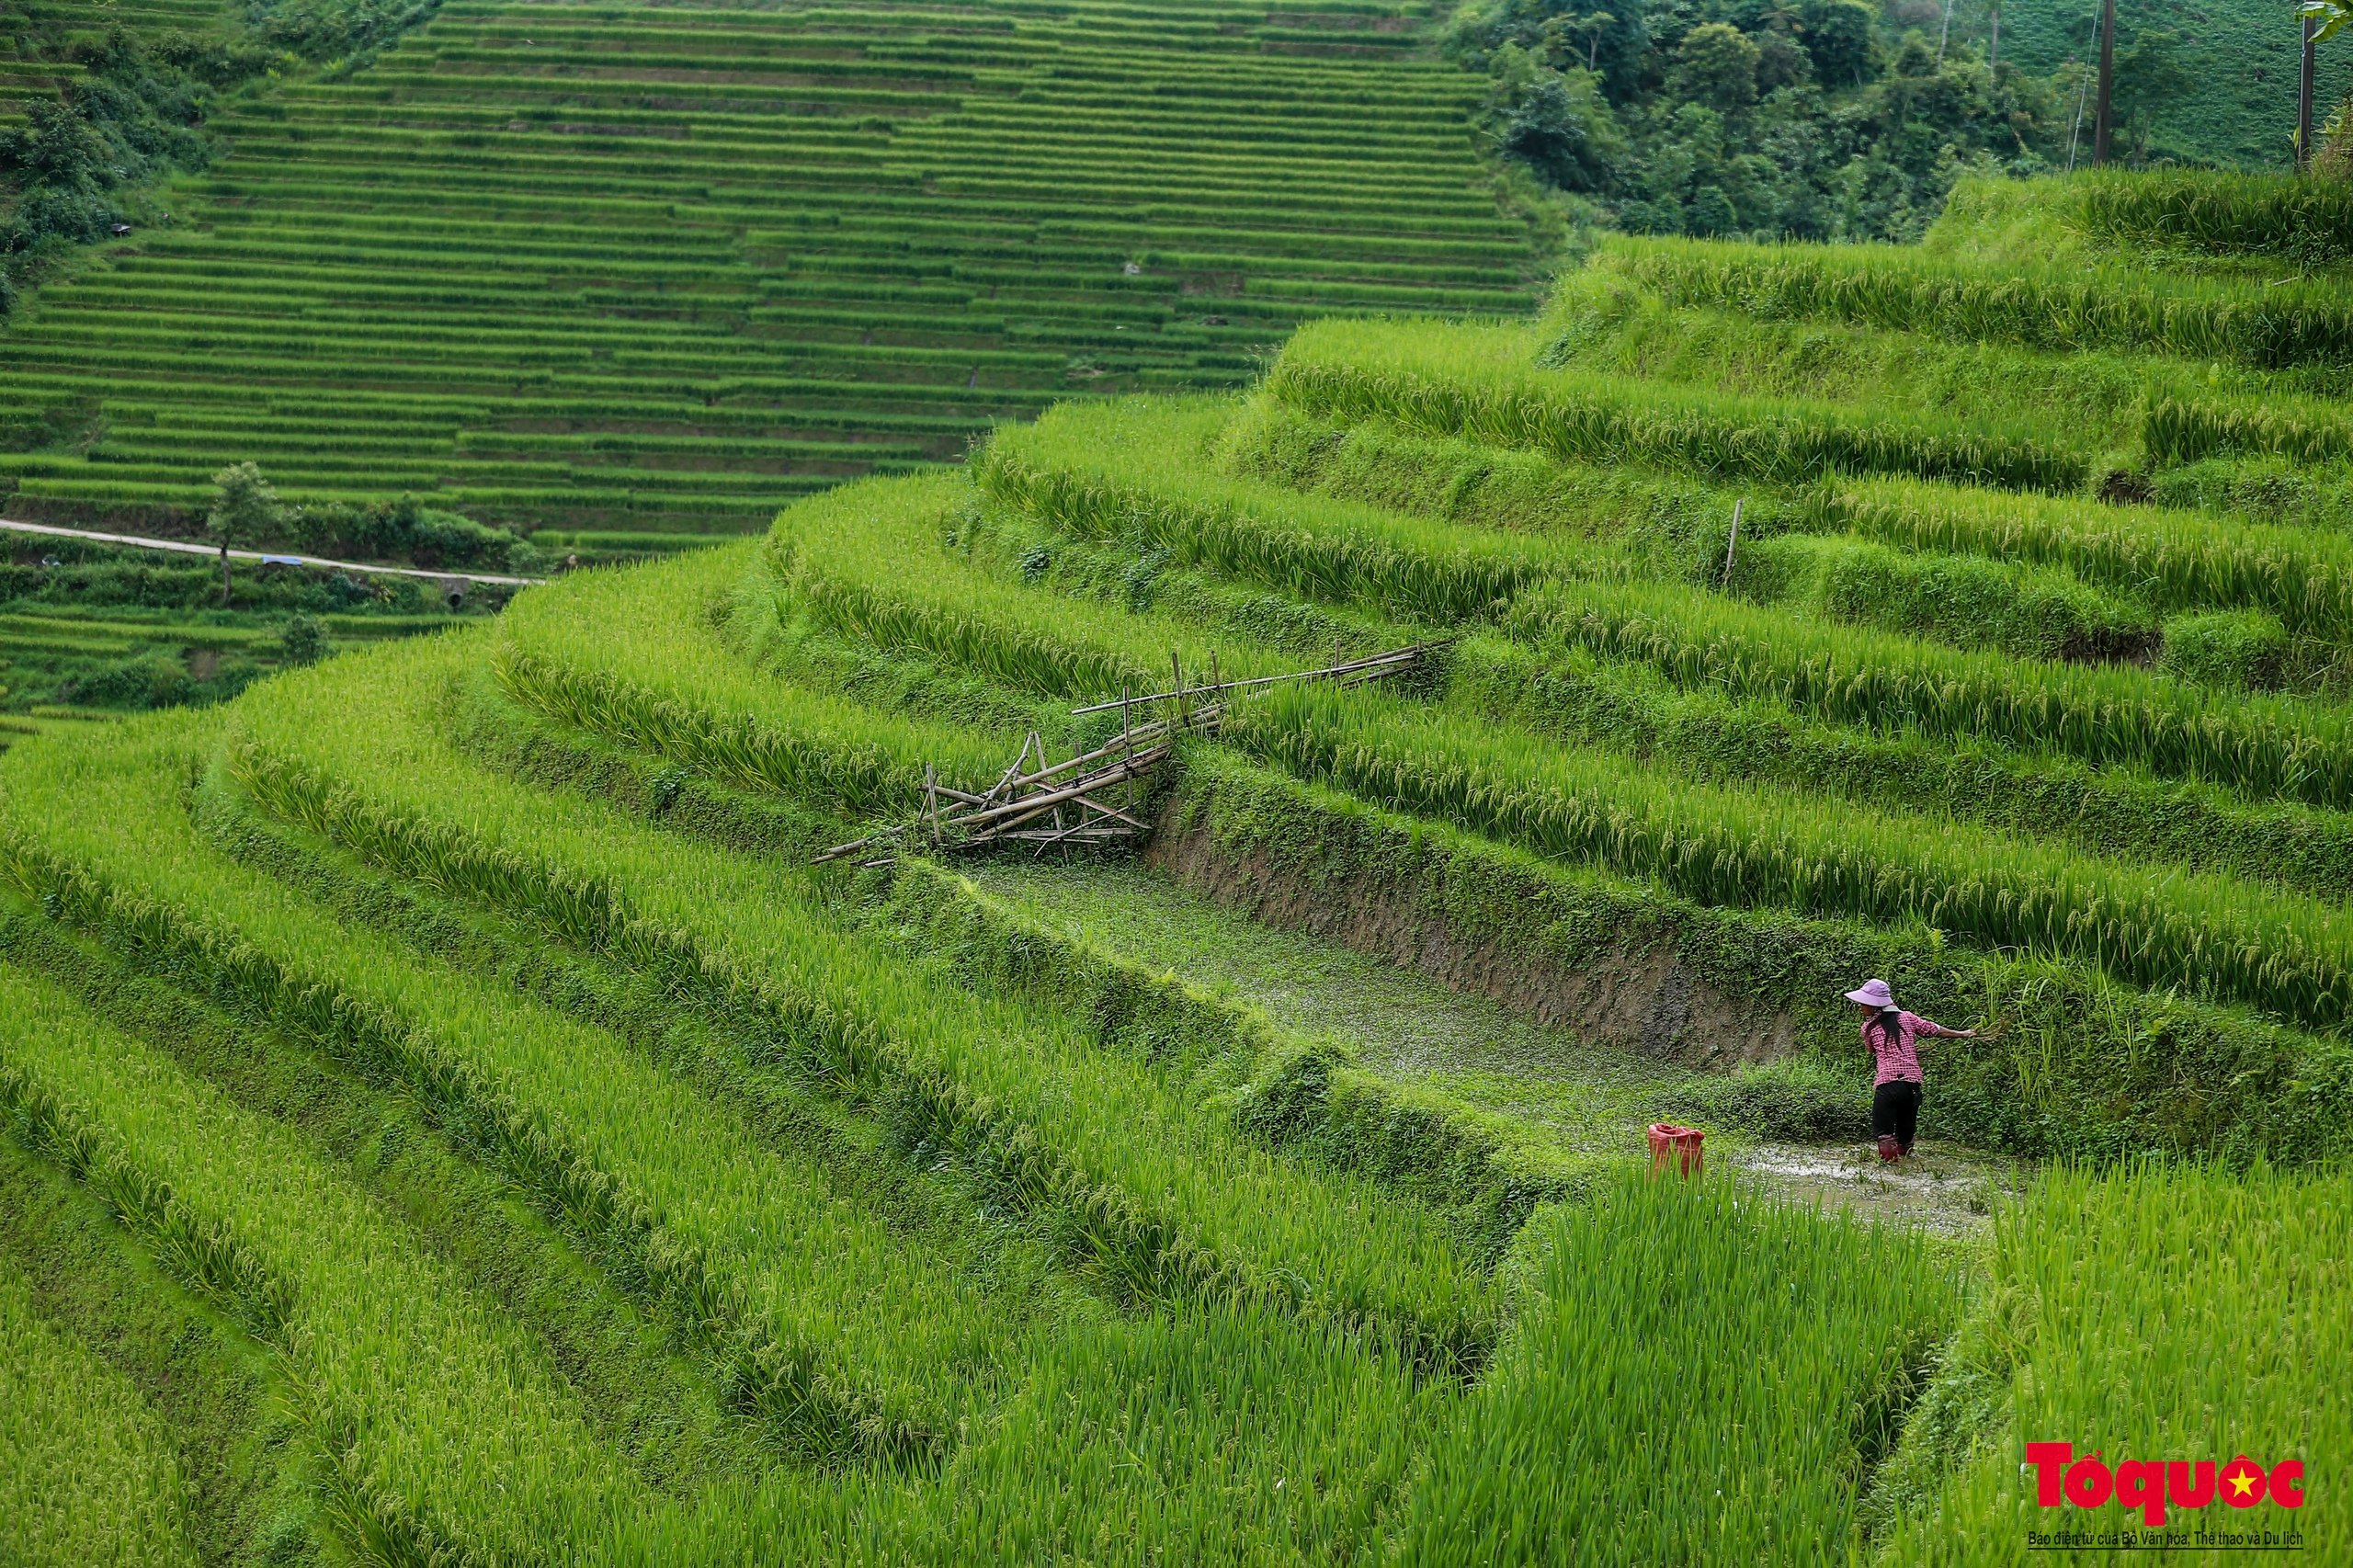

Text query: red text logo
(2027, 1443), (2306, 1528)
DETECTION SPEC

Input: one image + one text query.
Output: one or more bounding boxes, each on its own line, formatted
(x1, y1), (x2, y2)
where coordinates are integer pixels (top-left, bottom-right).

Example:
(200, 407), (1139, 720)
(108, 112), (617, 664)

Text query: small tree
(208, 461), (282, 549)
(278, 612), (327, 666)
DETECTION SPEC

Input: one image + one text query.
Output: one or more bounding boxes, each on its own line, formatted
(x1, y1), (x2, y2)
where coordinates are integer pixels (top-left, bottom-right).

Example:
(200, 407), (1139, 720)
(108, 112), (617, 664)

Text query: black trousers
(1872, 1079), (1922, 1150)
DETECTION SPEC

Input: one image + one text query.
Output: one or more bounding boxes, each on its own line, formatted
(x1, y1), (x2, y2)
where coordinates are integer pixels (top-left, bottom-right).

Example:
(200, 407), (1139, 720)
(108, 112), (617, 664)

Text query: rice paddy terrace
(0, 0), (1536, 555)
(0, 171), (2343, 1562)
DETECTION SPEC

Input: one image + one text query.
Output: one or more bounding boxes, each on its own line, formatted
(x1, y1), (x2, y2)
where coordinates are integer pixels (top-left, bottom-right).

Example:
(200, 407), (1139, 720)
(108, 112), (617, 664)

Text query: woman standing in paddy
(1846, 979), (1978, 1163)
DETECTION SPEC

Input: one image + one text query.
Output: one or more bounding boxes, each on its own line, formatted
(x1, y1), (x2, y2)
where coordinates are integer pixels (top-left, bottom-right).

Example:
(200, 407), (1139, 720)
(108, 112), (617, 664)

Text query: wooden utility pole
(2301, 13), (2319, 170)
(1989, 0), (2000, 71)
(218, 543), (232, 608)
(2092, 0), (2115, 165)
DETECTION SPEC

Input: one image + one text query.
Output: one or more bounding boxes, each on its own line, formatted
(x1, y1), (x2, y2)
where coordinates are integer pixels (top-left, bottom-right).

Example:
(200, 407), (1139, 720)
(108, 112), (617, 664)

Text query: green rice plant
(0, 722), (1035, 1470)
(1266, 318), (2094, 494)
(2073, 167), (2353, 259)
(1872, 1161), (2349, 1565)
(1823, 477), (2353, 645)
(1597, 233), (2353, 369)
(1224, 682), (2353, 1033)
(496, 540), (1004, 813)
(0, 0), (1534, 537)
(0, 959), (708, 1565)
(0, 1251), (200, 1568)
(1216, 392), (1793, 579)
(2159, 610), (2294, 693)
(214, 634), (1496, 1369)
(1452, 634), (2353, 907)
(1733, 534), (2157, 665)
(978, 398), (1563, 623)
(1539, 267), (2222, 461)
(1397, 1170), (1959, 1565)
(2143, 396), (2353, 468)
(1504, 575), (2353, 811)
(767, 472), (1303, 701)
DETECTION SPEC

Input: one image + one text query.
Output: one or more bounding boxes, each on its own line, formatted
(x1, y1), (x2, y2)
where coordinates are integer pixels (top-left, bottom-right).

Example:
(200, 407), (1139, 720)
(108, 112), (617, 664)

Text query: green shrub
(277, 613), (326, 666)
(1662, 1055), (1871, 1141)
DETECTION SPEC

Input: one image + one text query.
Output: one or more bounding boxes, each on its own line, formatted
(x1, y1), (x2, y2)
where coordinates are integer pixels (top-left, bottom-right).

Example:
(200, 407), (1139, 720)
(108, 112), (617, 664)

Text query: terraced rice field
(0, 174), (2341, 1562)
(0, 0), (1535, 552)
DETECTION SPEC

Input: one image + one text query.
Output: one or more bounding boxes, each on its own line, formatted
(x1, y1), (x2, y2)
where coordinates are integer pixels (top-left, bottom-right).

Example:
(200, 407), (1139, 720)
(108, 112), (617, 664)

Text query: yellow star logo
(2227, 1470), (2258, 1500)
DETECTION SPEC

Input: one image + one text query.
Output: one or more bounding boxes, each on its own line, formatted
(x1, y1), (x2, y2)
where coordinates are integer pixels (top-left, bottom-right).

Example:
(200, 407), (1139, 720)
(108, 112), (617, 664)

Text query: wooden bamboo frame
(813, 639), (1438, 867)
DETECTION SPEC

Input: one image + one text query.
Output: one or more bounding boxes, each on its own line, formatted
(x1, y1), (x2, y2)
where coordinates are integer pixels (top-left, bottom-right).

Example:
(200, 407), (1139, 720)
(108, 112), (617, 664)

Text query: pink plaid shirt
(1864, 1011), (1936, 1085)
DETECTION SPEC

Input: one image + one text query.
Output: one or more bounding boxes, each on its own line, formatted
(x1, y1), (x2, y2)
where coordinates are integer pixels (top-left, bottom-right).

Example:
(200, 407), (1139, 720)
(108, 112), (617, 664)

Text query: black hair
(1870, 1005), (1905, 1053)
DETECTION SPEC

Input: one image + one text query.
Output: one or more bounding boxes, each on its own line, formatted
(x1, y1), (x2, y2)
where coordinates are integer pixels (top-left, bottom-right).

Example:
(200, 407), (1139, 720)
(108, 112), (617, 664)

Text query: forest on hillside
(1457, 0), (2346, 242)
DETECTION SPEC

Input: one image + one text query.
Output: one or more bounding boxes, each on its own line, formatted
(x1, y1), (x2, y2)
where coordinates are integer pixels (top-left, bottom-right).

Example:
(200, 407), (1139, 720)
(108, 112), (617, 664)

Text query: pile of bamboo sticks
(813, 641), (1432, 868)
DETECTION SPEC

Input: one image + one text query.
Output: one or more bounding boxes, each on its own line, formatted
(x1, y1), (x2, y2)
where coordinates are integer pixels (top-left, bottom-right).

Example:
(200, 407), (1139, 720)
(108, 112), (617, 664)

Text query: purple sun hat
(1844, 978), (1895, 1008)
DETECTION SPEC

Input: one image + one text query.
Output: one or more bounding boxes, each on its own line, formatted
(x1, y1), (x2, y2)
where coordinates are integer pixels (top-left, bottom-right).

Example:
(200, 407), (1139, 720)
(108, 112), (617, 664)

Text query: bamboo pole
(1067, 643), (1427, 715)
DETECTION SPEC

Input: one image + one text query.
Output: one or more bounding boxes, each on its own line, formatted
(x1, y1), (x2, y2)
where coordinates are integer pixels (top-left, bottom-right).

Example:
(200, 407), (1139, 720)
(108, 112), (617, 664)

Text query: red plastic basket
(1646, 1122), (1705, 1177)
